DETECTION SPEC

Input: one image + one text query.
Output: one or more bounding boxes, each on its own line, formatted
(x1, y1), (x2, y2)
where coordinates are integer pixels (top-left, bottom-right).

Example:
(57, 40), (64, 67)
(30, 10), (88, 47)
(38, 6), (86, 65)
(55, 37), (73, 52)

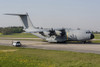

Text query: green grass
(0, 33), (38, 38)
(91, 40), (100, 43)
(94, 34), (100, 39)
(0, 45), (100, 67)
(90, 34), (100, 43)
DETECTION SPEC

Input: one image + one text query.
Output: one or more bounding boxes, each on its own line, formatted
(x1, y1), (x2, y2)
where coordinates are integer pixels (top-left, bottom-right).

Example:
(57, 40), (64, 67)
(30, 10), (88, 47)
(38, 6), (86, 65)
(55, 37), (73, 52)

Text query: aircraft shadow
(48, 41), (100, 45)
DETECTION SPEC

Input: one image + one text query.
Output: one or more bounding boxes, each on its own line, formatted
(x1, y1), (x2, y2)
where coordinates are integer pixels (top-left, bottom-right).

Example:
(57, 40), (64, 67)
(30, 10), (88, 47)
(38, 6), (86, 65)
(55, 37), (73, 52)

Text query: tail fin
(5, 13), (36, 30)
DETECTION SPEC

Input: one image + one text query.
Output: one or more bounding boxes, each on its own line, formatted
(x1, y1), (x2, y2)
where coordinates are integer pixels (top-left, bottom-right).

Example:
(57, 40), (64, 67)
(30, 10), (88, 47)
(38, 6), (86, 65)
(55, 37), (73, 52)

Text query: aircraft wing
(34, 28), (67, 37)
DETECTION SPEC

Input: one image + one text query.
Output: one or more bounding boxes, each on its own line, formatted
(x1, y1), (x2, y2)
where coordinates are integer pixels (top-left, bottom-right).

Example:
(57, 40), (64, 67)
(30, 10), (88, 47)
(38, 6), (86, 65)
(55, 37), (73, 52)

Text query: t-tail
(5, 13), (36, 32)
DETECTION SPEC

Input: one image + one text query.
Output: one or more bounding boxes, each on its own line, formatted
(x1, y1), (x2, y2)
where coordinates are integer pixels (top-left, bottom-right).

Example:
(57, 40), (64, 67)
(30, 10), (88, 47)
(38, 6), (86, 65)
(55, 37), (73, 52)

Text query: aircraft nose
(90, 33), (94, 39)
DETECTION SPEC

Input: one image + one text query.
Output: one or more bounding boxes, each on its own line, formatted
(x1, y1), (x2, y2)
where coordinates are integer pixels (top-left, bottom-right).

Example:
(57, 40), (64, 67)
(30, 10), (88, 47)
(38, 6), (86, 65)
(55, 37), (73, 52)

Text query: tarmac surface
(0, 39), (100, 54)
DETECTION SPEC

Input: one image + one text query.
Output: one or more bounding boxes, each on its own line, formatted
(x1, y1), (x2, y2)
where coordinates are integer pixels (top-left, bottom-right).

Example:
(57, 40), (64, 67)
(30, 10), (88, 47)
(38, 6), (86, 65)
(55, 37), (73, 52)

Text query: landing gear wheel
(82, 41), (86, 44)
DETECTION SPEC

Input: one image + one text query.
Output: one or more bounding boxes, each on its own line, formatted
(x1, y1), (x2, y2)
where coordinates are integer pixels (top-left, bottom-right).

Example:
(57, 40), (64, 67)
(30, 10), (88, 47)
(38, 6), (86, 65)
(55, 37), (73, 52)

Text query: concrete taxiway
(0, 40), (100, 54)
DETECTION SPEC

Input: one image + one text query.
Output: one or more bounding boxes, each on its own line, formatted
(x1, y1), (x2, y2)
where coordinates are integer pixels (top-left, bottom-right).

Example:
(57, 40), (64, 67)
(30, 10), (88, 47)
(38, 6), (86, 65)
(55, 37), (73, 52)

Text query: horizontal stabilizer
(4, 13), (28, 16)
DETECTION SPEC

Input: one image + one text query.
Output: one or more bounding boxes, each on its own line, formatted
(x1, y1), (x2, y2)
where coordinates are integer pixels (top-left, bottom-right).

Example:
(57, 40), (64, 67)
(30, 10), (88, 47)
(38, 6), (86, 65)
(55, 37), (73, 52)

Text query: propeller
(39, 31), (45, 36)
(49, 28), (56, 36)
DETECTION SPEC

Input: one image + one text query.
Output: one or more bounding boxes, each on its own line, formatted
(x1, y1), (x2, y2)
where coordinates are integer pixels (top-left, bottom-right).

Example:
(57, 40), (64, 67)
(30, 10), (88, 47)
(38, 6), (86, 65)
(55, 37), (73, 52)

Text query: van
(12, 41), (21, 47)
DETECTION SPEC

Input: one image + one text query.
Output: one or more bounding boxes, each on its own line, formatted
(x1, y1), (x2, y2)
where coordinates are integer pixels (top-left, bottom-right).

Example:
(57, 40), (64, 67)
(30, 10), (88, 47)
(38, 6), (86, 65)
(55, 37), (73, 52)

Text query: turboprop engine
(39, 28), (66, 37)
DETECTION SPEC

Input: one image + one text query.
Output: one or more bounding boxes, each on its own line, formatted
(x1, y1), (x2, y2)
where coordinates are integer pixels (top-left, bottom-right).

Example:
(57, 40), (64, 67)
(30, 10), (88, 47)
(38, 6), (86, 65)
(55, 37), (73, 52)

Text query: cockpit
(86, 31), (91, 34)
(86, 30), (94, 39)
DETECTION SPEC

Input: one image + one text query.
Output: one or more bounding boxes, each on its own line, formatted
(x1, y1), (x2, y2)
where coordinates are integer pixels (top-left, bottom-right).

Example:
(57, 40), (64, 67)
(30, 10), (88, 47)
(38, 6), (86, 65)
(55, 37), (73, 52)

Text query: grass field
(0, 45), (100, 67)
(0, 33), (38, 38)
(94, 34), (100, 39)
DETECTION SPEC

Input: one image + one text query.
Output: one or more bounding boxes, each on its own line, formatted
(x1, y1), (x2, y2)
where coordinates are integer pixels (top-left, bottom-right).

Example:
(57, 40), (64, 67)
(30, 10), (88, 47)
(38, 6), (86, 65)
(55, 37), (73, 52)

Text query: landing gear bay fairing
(5, 13), (94, 43)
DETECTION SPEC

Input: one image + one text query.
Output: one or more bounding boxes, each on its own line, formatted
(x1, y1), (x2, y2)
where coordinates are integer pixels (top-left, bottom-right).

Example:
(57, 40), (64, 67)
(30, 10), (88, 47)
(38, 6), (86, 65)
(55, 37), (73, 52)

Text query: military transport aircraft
(5, 13), (94, 43)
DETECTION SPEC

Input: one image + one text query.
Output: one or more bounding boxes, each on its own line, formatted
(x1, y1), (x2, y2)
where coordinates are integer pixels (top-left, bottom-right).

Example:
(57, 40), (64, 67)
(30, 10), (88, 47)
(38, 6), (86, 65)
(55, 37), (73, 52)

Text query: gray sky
(0, 0), (100, 31)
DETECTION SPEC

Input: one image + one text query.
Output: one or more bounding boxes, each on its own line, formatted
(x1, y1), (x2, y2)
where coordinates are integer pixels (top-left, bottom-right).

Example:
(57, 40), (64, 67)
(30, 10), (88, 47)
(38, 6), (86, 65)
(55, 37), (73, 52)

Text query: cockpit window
(86, 31), (91, 34)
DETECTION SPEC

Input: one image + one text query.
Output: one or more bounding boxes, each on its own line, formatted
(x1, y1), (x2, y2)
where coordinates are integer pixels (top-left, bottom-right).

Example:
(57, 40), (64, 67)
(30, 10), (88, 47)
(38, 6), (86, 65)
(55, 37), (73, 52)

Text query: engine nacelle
(43, 31), (50, 37)
(55, 31), (61, 36)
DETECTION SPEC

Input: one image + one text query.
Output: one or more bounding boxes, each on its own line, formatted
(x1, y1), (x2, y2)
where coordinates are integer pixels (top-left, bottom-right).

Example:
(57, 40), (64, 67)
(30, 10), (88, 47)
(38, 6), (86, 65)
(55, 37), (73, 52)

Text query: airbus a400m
(5, 13), (94, 43)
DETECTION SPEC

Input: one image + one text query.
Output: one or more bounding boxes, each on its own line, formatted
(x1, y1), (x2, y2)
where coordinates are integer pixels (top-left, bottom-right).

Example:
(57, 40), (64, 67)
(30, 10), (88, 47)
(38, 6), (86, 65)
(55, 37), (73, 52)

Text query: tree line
(0, 26), (24, 35)
(0, 26), (100, 35)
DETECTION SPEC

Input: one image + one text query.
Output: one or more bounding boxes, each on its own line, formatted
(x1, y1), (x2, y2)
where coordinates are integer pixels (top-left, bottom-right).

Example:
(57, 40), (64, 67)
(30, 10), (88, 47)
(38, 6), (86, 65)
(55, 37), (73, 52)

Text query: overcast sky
(0, 0), (100, 31)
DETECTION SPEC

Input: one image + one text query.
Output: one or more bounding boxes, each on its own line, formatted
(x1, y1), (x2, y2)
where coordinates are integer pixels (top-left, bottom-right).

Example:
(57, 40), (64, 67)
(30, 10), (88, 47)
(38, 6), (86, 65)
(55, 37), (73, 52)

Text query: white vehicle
(12, 41), (21, 47)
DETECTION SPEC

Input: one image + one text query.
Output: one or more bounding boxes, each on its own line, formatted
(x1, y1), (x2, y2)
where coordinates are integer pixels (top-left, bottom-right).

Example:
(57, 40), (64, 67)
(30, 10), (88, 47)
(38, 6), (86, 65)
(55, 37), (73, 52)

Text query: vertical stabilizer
(5, 13), (35, 30)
